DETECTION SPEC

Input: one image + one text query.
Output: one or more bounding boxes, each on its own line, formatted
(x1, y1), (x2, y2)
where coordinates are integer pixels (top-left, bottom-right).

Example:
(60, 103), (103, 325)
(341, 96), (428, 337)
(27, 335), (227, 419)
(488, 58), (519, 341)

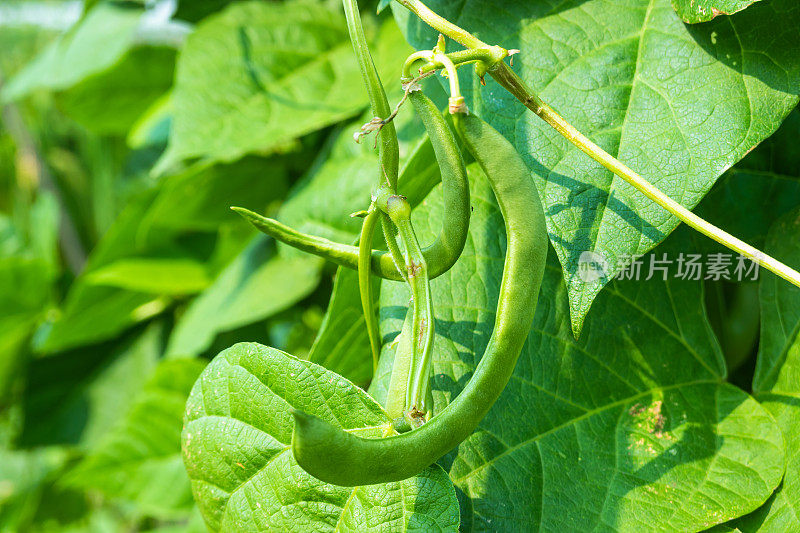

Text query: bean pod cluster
(236, 32), (548, 486)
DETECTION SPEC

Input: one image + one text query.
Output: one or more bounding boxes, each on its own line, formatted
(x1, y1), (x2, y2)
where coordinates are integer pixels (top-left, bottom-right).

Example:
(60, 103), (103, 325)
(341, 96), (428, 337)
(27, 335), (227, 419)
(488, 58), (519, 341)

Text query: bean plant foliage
(0, 0), (798, 532)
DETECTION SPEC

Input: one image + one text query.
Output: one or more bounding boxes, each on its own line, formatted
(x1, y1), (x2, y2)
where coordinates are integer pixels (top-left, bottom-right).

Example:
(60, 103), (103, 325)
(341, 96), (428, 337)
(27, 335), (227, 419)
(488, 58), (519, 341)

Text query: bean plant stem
(342, 0), (399, 190)
(394, 0), (800, 288)
(395, 0), (487, 49)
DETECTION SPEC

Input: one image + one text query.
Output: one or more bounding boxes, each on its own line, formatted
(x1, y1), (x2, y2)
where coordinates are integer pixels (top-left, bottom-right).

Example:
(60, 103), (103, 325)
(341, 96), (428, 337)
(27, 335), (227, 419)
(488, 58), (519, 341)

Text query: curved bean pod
(291, 111), (548, 486)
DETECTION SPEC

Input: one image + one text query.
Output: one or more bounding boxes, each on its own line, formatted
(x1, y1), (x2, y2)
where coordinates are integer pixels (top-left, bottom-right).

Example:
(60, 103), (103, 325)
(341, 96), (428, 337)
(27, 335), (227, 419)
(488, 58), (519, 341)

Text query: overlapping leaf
(165, 237), (321, 358)
(376, 165), (784, 531)
(734, 209), (800, 531)
(65, 359), (206, 517)
(182, 343), (459, 531)
(397, 0), (800, 335)
(1, 3), (143, 101)
(158, 1), (412, 170)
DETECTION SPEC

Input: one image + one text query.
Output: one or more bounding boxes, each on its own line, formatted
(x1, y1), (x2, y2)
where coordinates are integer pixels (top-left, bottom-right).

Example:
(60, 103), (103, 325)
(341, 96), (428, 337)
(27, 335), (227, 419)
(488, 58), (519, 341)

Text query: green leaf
(377, 165), (784, 531)
(1, 3), (143, 102)
(64, 359), (207, 518)
(694, 108), (800, 249)
(397, 0), (800, 335)
(21, 322), (163, 448)
(158, 2), (412, 169)
(671, 0), (763, 23)
(85, 258), (211, 295)
(0, 257), (51, 399)
(165, 237), (322, 358)
(182, 342), (459, 531)
(57, 46), (175, 135)
(174, 0), (236, 23)
(377, 0), (393, 14)
(143, 156), (289, 233)
(308, 267), (377, 386)
(0, 448), (68, 531)
(733, 208), (800, 531)
(36, 285), (167, 354)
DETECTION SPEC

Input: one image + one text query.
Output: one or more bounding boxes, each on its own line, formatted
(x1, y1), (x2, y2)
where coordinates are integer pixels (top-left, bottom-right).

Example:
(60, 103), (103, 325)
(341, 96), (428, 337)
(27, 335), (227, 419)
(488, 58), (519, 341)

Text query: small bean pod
(291, 111), (548, 486)
(376, 191), (436, 422)
(357, 207), (382, 371)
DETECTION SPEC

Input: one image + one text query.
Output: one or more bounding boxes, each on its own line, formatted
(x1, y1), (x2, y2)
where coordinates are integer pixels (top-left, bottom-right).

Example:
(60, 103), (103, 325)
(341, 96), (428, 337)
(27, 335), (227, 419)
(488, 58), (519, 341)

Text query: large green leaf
(182, 342), (459, 531)
(734, 208), (800, 531)
(397, 0), (800, 335)
(57, 46), (175, 135)
(157, 1), (412, 169)
(1, 3), (143, 102)
(85, 258), (211, 295)
(376, 165), (784, 531)
(165, 237), (321, 358)
(671, 0), (763, 23)
(64, 359), (206, 518)
(21, 322), (162, 448)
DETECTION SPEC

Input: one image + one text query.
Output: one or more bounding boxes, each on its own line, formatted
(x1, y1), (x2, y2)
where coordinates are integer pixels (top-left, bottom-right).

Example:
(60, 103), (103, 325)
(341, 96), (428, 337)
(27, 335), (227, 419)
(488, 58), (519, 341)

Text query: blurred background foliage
(0, 0), (444, 530)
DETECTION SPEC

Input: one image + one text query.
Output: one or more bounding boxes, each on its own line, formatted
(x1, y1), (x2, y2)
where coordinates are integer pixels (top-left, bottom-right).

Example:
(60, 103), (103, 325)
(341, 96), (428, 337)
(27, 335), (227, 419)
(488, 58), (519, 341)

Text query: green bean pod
(232, 92), (469, 281)
(291, 111), (548, 486)
(406, 90), (470, 279)
(376, 192), (436, 423)
(384, 305), (414, 418)
(358, 207), (382, 371)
